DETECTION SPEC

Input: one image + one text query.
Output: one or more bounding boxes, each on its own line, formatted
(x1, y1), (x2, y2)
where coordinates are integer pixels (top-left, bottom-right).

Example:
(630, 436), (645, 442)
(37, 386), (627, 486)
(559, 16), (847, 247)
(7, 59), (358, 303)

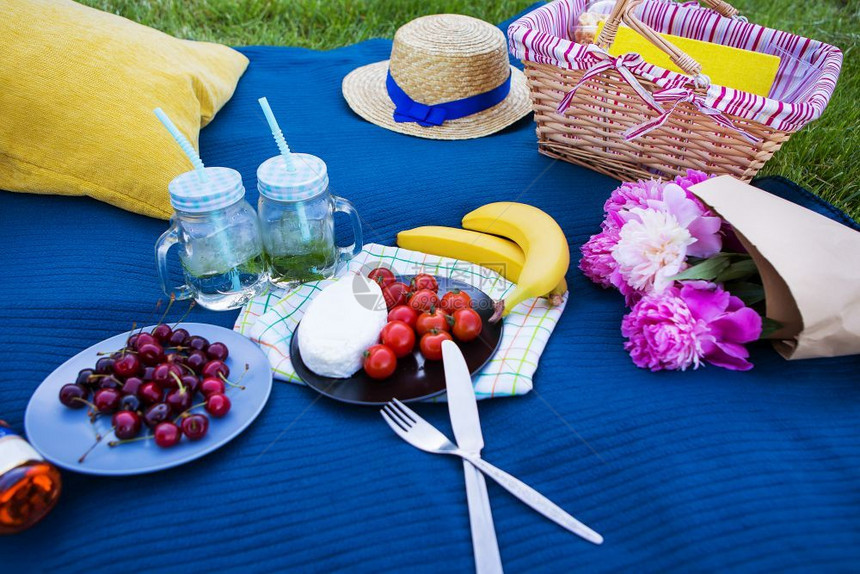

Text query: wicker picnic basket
(508, 0), (842, 182)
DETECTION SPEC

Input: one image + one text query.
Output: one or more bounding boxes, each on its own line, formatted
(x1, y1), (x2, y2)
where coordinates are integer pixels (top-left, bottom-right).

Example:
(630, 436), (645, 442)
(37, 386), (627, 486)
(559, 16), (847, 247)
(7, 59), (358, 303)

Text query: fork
(381, 398), (603, 545)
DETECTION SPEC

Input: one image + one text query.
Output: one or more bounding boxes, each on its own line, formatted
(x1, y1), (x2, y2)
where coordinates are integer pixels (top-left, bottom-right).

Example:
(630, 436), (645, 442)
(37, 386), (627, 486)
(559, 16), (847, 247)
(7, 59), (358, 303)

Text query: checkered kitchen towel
(233, 243), (567, 399)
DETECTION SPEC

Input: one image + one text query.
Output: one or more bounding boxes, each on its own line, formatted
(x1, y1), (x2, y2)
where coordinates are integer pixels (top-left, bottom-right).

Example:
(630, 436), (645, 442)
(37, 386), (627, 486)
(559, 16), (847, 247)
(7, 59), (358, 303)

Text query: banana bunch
(397, 202), (570, 322)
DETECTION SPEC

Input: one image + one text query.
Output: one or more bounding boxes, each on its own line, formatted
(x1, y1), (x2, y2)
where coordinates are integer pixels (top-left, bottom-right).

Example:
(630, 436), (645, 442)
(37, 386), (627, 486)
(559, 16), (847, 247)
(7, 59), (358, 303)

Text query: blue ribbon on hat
(386, 71), (511, 127)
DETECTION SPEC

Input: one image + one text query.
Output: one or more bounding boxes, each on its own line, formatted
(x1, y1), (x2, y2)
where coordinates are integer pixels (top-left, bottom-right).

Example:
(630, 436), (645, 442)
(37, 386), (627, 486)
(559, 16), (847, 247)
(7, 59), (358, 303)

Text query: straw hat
(342, 14), (531, 140)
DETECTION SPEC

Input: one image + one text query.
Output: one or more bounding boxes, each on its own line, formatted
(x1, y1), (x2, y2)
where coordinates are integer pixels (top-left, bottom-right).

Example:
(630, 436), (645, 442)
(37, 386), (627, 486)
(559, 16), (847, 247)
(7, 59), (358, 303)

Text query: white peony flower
(612, 208), (695, 294)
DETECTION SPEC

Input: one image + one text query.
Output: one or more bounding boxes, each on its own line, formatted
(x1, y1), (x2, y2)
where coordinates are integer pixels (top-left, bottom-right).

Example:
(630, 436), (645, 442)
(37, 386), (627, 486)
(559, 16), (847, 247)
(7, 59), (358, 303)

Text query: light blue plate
(24, 323), (273, 476)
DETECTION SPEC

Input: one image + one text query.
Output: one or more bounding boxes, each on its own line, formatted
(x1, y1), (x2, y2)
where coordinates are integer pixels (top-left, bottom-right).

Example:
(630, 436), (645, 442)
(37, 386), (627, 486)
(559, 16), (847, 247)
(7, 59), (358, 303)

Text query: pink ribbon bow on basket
(557, 46), (760, 144)
(557, 46), (663, 115)
(623, 87), (762, 142)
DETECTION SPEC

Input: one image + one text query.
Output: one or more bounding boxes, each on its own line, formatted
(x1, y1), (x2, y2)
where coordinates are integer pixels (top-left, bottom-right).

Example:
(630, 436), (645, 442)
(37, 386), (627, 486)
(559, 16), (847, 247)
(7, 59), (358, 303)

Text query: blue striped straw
(258, 97), (296, 173)
(154, 108), (240, 291)
(154, 108), (208, 183)
(258, 97), (311, 241)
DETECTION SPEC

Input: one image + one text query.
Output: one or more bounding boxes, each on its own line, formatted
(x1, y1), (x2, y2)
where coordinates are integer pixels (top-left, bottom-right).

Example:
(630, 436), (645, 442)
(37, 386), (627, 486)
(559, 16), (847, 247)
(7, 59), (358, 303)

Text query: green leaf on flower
(725, 281), (766, 306)
(759, 317), (784, 339)
(671, 254), (731, 281)
(714, 257), (759, 283)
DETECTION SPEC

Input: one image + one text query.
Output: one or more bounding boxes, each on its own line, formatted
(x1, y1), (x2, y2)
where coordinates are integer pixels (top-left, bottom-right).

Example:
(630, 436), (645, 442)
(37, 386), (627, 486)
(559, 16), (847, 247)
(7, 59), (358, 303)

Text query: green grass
(82, 0), (859, 219)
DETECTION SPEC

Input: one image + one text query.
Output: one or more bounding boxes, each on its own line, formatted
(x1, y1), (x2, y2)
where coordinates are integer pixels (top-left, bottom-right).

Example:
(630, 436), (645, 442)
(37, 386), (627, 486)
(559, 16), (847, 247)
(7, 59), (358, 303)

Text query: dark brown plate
(290, 276), (503, 405)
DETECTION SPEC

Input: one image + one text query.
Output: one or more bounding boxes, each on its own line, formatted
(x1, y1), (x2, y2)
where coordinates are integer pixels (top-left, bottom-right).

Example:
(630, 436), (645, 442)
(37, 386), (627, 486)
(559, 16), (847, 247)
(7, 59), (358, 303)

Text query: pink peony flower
(679, 281), (762, 371)
(671, 170), (725, 257)
(673, 169), (711, 194)
(650, 184), (722, 258)
(602, 173), (722, 259)
(579, 227), (619, 288)
(621, 286), (707, 371)
(612, 208), (694, 294)
(604, 179), (665, 221)
(673, 169), (713, 213)
(621, 281), (763, 372)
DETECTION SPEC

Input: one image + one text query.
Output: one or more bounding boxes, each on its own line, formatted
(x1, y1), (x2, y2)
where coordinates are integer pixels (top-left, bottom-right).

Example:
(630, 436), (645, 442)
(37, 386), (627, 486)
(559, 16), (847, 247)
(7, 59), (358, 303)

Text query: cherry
(168, 328), (189, 347)
(143, 402), (171, 429)
(119, 394), (141, 412)
(165, 388), (192, 414)
(121, 376), (144, 397)
(205, 393), (231, 418)
(138, 382), (163, 406)
(180, 374), (200, 394)
(138, 342), (165, 366)
(75, 368), (96, 387)
(206, 342), (229, 362)
(199, 377), (225, 398)
(93, 388), (121, 413)
(166, 353), (186, 366)
(180, 414), (209, 441)
(113, 353), (141, 378)
(134, 332), (156, 349)
(154, 422), (182, 448)
(59, 383), (88, 409)
(152, 363), (183, 388)
(185, 350), (208, 373)
(98, 375), (123, 391)
(112, 410), (142, 440)
(126, 333), (141, 349)
(201, 360), (229, 380)
(186, 336), (209, 352)
(95, 357), (115, 374)
(152, 324), (172, 344)
(142, 366), (155, 380)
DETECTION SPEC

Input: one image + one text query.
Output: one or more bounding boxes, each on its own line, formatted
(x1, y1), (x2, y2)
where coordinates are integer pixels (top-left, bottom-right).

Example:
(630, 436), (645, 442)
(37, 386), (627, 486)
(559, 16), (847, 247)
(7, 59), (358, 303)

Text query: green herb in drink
(267, 248), (334, 284)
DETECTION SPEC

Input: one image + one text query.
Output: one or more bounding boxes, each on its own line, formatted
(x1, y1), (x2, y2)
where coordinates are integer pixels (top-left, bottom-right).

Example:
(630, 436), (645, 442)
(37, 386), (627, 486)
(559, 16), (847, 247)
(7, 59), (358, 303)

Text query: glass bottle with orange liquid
(0, 420), (61, 534)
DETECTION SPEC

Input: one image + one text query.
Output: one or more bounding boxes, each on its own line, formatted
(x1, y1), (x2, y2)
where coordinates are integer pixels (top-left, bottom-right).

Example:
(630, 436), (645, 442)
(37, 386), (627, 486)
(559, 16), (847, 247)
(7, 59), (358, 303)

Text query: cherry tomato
(408, 288), (439, 313)
(388, 305), (419, 329)
(452, 308), (483, 342)
(363, 345), (397, 380)
(382, 281), (410, 309)
(410, 273), (438, 293)
(419, 329), (453, 361)
(415, 308), (450, 337)
(368, 267), (396, 288)
(440, 289), (472, 314)
(380, 321), (416, 358)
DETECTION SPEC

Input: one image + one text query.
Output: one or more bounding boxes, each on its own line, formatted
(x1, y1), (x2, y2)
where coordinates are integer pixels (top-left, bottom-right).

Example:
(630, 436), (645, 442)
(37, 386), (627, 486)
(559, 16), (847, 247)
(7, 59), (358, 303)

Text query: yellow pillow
(0, 0), (248, 219)
(599, 21), (780, 97)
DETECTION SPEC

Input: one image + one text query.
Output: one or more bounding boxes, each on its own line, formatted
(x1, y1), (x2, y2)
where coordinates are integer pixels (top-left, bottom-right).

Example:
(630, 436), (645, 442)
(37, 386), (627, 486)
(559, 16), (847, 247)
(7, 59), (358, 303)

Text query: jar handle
(155, 220), (192, 300)
(333, 195), (363, 265)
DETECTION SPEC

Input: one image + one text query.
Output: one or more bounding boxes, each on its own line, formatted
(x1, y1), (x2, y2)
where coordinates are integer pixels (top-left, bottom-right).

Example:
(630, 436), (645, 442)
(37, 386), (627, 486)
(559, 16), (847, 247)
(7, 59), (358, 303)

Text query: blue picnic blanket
(2, 6), (859, 572)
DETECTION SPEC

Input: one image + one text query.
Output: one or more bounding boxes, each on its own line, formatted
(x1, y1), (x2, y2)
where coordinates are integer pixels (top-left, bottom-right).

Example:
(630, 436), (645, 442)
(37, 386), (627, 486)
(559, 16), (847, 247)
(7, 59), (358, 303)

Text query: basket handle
(596, 0), (707, 81)
(701, 0), (741, 20)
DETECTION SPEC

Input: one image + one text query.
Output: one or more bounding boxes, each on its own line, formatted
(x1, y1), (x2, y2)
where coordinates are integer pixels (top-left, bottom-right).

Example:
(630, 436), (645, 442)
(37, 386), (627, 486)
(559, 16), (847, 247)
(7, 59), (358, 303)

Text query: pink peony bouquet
(581, 170), (771, 372)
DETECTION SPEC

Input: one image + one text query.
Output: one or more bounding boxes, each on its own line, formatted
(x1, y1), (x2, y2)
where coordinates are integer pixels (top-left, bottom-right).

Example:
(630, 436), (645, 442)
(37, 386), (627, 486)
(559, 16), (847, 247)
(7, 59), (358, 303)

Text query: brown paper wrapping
(690, 176), (860, 360)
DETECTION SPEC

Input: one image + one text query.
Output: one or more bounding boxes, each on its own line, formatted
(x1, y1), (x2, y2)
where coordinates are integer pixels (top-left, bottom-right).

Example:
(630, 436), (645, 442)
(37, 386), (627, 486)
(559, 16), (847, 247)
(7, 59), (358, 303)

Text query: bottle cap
(168, 167), (245, 213)
(257, 153), (328, 202)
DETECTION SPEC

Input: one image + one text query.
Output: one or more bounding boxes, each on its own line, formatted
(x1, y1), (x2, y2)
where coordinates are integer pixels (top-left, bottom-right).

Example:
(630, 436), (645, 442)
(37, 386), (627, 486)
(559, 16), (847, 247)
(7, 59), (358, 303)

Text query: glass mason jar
(156, 167), (267, 311)
(256, 153), (362, 289)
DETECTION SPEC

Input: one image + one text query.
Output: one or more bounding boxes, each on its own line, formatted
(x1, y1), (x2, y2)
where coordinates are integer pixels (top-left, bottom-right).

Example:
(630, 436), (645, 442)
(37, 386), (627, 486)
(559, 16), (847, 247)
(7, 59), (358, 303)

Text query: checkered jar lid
(257, 153), (329, 202)
(167, 167), (245, 213)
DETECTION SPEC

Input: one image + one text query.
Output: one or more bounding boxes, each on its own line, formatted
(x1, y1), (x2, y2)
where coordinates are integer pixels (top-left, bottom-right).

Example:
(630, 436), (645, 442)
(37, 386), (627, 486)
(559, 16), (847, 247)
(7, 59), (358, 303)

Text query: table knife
(443, 340), (503, 574)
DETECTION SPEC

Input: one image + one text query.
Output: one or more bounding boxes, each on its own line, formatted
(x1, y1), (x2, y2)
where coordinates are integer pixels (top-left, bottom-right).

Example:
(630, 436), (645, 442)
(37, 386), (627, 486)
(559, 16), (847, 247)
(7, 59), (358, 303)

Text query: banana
(396, 226), (567, 304)
(461, 202), (569, 321)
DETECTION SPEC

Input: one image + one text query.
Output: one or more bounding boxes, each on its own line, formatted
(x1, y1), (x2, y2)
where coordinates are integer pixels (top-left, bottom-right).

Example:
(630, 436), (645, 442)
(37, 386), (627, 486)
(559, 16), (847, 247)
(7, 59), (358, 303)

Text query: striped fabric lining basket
(508, 0), (842, 182)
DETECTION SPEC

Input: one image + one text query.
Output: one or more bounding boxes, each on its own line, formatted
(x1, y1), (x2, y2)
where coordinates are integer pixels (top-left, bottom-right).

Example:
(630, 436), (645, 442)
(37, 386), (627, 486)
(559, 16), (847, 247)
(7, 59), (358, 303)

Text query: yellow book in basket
(598, 21), (780, 97)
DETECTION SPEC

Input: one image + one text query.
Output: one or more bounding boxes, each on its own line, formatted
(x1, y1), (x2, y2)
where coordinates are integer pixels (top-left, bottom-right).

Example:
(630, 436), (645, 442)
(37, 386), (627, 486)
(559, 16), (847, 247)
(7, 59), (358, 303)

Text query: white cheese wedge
(297, 275), (388, 378)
